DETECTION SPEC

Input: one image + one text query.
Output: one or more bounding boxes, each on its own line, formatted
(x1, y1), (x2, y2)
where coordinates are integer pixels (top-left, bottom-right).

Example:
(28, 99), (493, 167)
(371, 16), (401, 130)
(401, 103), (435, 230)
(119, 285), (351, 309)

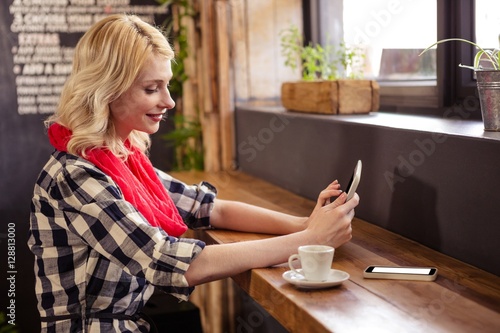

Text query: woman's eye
(145, 87), (159, 94)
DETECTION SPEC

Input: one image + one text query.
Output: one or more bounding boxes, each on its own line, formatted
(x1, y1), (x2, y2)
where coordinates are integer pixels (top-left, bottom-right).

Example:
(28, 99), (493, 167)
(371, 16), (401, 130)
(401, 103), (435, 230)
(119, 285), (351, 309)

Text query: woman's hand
(309, 180), (343, 220)
(305, 186), (359, 248)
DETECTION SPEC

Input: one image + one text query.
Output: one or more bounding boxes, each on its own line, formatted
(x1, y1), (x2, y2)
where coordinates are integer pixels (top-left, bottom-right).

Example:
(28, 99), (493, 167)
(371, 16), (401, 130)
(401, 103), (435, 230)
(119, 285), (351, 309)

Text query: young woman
(28, 14), (359, 333)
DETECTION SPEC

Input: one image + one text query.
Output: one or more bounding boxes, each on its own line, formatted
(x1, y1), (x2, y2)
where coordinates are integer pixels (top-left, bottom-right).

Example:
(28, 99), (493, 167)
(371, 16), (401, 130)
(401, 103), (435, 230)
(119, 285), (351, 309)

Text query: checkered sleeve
(52, 160), (205, 298)
(155, 168), (217, 230)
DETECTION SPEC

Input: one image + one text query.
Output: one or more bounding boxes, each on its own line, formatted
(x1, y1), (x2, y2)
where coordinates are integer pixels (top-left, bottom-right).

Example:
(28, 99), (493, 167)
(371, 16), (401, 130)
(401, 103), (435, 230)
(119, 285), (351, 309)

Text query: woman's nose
(162, 88), (176, 110)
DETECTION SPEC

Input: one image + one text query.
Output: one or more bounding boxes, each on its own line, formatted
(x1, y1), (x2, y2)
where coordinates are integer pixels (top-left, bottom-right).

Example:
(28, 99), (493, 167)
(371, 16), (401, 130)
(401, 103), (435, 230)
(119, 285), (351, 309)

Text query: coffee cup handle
(288, 254), (304, 276)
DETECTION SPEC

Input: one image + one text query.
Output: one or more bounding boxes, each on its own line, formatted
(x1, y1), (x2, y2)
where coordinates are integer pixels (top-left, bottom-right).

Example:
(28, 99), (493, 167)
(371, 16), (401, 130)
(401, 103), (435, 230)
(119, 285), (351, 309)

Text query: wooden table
(173, 170), (500, 333)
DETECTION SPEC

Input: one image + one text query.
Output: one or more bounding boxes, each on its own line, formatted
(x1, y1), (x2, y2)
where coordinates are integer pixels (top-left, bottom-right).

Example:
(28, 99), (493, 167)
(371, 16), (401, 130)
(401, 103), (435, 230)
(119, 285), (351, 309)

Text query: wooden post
(216, 0), (235, 170)
(179, 2), (199, 163)
(230, 0), (249, 101)
(199, 0), (221, 171)
(202, 112), (221, 172)
(199, 0), (218, 114)
(181, 2), (198, 122)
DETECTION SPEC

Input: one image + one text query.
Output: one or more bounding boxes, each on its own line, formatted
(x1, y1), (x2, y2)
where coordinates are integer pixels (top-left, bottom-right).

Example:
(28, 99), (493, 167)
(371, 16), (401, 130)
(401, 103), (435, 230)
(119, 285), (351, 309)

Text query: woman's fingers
(328, 192), (347, 208)
(316, 180), (342, 207)
(325, 192), (359, 212)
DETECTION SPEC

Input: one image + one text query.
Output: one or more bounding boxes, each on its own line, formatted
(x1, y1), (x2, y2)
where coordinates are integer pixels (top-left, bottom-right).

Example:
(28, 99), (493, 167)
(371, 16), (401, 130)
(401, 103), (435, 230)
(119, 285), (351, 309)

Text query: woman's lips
(146, 113), (164, 121)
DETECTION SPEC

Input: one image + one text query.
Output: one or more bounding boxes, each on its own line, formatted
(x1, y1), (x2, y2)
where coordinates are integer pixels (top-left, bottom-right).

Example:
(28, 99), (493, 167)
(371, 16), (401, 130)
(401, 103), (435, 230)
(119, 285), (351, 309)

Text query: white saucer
(282, 269), (350, 289)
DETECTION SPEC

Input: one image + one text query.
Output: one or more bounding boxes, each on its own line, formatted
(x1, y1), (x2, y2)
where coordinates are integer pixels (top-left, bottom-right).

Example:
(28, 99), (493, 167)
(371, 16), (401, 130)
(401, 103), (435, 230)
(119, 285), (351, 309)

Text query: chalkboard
(0, 1), (171, 331)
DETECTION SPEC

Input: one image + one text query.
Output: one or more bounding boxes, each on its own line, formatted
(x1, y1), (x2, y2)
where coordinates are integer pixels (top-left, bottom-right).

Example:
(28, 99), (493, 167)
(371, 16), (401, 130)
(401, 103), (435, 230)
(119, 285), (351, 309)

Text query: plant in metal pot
(420, 38), (500, 131)
(279, 25), (379, 115)
(420, 38), (499, 70)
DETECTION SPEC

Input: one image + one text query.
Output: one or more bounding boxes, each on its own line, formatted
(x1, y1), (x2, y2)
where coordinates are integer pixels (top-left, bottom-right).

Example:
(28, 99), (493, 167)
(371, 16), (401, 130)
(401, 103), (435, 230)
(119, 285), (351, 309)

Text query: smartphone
(363, 266), (438, 281)
(345, 160), (362, 201)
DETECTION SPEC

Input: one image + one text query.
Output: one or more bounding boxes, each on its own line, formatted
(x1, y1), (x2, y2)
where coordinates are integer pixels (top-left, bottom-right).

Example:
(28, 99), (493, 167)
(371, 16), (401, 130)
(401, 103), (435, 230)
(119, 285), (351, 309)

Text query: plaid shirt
(28, 150), (217, 333)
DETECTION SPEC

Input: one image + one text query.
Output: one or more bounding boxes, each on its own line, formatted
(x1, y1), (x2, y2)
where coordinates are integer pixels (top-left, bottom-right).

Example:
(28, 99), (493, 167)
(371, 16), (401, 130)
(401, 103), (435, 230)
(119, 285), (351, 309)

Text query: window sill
(235, 103), (500, 142)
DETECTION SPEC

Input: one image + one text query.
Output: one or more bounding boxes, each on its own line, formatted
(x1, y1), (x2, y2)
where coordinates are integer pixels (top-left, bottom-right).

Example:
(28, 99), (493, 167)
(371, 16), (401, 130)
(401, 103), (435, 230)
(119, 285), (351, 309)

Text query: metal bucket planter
(476, 70), (500, 131)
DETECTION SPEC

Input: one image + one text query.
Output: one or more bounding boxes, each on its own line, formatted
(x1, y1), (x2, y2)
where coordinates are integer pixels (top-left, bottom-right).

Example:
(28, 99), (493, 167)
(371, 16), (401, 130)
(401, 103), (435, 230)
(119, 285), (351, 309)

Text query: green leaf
(420, 38), (499, 70)
(280, 24), (365, 80)
(162, 115), (204, 171)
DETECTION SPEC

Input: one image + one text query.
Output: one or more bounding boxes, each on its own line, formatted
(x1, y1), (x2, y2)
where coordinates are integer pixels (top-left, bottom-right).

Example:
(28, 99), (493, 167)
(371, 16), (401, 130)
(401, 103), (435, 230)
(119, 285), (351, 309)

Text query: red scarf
(48, 123), (187, 237)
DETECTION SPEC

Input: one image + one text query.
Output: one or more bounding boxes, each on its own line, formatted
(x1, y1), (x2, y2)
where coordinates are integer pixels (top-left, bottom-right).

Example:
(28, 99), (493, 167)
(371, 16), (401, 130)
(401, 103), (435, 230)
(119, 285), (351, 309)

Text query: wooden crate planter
(281, 80), (380, 114)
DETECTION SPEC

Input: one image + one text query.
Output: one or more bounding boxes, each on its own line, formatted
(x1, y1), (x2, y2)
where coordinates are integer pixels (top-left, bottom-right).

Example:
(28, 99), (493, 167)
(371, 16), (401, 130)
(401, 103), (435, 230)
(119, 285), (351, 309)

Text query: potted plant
(279, 25), (379, 115)
(420, 38), (500, 131)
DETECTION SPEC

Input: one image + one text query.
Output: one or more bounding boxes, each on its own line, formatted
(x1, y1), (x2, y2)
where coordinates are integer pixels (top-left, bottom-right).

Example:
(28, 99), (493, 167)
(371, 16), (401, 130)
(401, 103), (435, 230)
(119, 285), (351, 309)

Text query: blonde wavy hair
(46, 14), (175, 158)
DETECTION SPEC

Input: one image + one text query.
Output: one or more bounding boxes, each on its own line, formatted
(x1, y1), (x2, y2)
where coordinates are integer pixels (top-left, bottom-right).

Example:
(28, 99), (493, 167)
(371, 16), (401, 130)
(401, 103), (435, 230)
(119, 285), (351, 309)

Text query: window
(303, 0), (499, 117)
(343, 0), (437, 82)
(475, 0), (500, 49)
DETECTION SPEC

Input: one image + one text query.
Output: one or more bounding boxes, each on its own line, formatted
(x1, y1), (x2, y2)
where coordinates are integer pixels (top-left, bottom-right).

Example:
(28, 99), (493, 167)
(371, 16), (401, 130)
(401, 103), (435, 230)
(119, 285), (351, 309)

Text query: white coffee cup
(288, 245), (334, 281)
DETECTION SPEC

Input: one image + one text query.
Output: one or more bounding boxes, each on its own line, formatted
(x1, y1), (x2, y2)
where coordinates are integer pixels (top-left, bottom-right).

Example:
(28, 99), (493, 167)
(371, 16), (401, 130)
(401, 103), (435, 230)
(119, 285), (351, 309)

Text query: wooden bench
(172, 170), (500, 333)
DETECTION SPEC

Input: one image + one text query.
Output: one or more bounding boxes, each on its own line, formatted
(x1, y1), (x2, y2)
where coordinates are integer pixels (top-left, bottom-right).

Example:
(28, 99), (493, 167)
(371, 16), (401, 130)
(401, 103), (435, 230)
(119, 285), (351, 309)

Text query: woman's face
(109, 54), (175, 141)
